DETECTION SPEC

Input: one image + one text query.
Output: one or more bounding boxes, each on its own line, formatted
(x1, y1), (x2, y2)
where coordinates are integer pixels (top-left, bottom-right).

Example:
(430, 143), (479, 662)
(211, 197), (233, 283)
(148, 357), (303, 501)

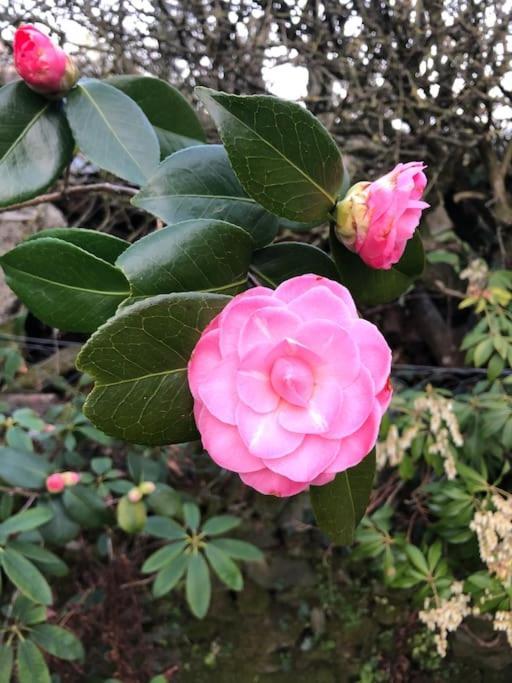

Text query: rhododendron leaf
(330, 227), (424, 305)
(202, 515), (241, 536)
(108, 75), (206, 159)
(251, 243), (339, 287)
(0, 506), (53, 538)
(205, 543), (243, 591)
(30, 624), (84, 662)
(210, 539), (263, 562)
(0, 644), (13, 683)
(0, 81), (74, 208)
(116, 219), (253, 297)
(77, 293), (229, 445)
(39, 499), (80, 546)
(183, 502), (201, 532)
(0, 448), (50, 489)
(310, 450), (376, 545)
(196, 88), (343, 222)
(17, 639), (51, 683)
(144, 516), (187, 541)
(142, 540), (188, 573)
(0, 237), (130, 333)
(0, 548), (52, 605)
(62, 485), (109, 528)
(7, 542), (68, 577)
(65, 79), (160, 185)
(27, 228), (129, 264)
(153, 553), (188, 598)
(133, 145), (279, 247)
(186, 552), (211, 618)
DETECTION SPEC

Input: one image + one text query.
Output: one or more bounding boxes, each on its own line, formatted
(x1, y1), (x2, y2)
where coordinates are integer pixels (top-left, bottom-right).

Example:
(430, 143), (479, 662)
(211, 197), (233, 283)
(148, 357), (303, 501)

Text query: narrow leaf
(186, 552), (211, 618)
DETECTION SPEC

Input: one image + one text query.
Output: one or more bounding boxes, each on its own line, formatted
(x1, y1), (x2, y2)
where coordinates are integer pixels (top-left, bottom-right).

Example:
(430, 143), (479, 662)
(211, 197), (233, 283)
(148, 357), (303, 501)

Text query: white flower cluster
(494, 611), (512, 648)
(460, 258), (489, 296)
(470, 493), (512, 585)
(377, 388), (463, 477)
(418, 582), (471, 657)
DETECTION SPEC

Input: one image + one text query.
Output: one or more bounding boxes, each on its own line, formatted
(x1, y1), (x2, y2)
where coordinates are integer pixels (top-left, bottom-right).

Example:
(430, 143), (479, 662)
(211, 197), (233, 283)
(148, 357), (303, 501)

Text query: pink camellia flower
(188, 275), (392, 497)
(13, 24), (79, 97)
(46, 473), (66, 494)
(335, 162), (429, 270)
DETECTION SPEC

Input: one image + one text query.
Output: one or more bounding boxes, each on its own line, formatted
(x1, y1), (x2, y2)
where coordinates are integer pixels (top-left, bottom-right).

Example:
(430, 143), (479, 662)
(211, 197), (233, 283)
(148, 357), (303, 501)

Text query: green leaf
(205, 543), (243, 591)
(196, 88), (343, 222)
(142, 540), (188, 574)
(330, 227), (425, 306)
(91, 457), (113, 475)
(0, 237), (130, 333)
(8, 542), (68, 577)
(117, 219), (253, 297)
(12, 594), (47, 625)
(0, 507), (53, 538)
(116, 496), (147, 534)
(210, 538), (263, 562)
(0, 448), (51, 489)
(473, 338), (494, 367)
(5, 426), (33, 452)
(144, 516), (187, 541)
(65, 79), (159, 185)
(12, 408), (45, 431)
(183, 502), (201, 532)
(310, 451), (376, 545)
(186, 552), (211, 618)
(251, 242), (339, 287)
(30, 624), (84, 661)
(405, 545), (429, 575)
(27, 228), (129, 264)
(133, 145), (278, 248)
(146, 484), (181, 517)
(0, 644), (13, 683)
(153, 552), (188, 598)
(0, 547), (52, 605)
(77, 292), (230, 445)
(107, 75), (205, 159)
(0, 81), (73, 208)
(38, 499), (80, 546)
(202, 515), (241, 537)
(17, 639), (51, 683)
(62, 485), (108, 528)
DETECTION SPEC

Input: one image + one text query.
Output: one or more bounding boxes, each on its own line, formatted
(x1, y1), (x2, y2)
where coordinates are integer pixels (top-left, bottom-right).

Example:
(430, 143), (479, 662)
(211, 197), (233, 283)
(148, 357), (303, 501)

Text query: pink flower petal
(264, 435), (340, 482)
(288, 286), (355, 325)
(324, 366), (375, 438)
(197, 356), (239, 425)
(236, 402), (304, 458)
(276, 274), (357, 316)
(195, 403), (263, 473)
(219, 295), (280, 357)
(236, 366), (279, 414)
(348, 320), (391, 392)
(311, 472), (336, 486)
(188, 329), (222, 400)
(239, 469), (309, 496)
(325, 408), (380, 473)
(238, 307), (302, 357)
(278, 378), (341, 434)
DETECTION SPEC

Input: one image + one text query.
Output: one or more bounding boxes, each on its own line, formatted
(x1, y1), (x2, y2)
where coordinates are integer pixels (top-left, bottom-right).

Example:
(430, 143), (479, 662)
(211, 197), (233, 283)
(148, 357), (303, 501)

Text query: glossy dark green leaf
(204, 543), (243, 591)
(0, 547), (52, 605)
(0, 507), (53, 538)
(117, 219), (253, 297)
(108, 75), (205, 159)
(144, 516), (187, 541)
(196, 88), (343, 222)
(77, 292), (229, 445)
(310, 450), (376, 545)
(0, 237), (130, 333)
(142, 540), (188, 574)
(17, 639), (51, 683)
(132, 145), (278, 247)
(202, 515), (241, 537)
(30, 624), (84, 661)
(62, 485), (108, 528)
(153, 552), (188, 598)
(330, 227), (425, 306)
(251, 242), (339, 287)
(0, 81), (74, 208)
(0, 448), (50, 489)
(27, 227), (129, 264)
(186, 552), (211, 618)
(0, 644), (13, 683)
(65, 79), (159, 185)
(210, 538), (263, 562)
(39, 498), (80, 545)
(8, 541), (68, 577)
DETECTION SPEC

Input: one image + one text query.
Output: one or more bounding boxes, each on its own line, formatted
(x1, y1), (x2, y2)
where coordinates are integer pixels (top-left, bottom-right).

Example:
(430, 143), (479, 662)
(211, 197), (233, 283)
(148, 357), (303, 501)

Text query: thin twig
(0, 183), (137, 213)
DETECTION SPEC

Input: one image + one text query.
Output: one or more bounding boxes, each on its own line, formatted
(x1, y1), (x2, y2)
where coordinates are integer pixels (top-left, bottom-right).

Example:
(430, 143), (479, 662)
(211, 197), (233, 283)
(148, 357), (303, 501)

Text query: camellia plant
(0, 25), (428, 545)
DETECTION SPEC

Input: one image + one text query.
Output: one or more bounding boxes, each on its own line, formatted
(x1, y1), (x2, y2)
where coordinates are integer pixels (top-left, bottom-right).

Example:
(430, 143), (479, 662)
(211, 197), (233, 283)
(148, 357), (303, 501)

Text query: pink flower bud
(127, 487), (143, 503)
(61, 471), (80, 487)
(335, 162), (429, 270)
(13, 24), (79, 97)
(46, 473), (66, 494)
(138, 481), (156, 496)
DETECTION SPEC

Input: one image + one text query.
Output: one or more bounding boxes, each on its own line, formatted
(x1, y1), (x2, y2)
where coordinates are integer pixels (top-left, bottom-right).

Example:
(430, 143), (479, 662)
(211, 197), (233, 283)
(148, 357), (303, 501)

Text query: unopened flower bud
(127, 487), (143, 503)
(13, 24), (79, 98)
(46, 473), (66, 494)
(61, 471), (80, 487)
(138, 481), (156, 496)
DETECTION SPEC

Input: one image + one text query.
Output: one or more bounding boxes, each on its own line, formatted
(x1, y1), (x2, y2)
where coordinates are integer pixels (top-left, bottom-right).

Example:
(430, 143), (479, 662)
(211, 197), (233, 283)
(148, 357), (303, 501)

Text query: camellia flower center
(270, 356), (315, 407)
